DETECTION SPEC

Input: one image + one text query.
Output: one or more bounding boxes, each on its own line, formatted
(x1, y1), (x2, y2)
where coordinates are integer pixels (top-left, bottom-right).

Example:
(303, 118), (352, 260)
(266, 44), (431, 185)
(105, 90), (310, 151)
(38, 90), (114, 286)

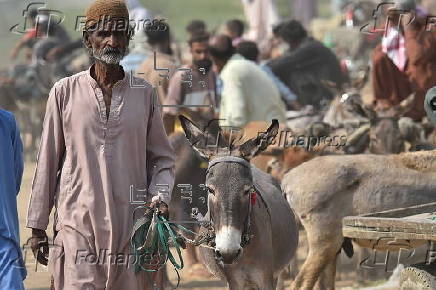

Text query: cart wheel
(400, 264), (436, 290)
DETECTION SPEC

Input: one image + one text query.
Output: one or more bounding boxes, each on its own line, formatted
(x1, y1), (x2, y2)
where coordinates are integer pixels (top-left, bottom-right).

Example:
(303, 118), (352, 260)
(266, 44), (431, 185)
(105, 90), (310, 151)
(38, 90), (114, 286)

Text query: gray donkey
(179, 116), (299, 290)
(282, 148), (436, 289)
(281, 89), (436, 289)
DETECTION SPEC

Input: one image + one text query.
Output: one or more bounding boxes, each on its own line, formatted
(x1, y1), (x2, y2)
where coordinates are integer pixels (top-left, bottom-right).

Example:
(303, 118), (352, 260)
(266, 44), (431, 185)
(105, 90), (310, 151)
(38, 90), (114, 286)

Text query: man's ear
(82, 31), (92, 50)
(238, 119), (280, 160)
(179, 115), (221, 160)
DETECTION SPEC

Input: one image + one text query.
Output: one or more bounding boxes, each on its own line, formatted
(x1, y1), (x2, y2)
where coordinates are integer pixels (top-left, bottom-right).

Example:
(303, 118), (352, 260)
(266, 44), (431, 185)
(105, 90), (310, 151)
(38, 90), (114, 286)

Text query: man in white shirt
(208, 34), (286, 128)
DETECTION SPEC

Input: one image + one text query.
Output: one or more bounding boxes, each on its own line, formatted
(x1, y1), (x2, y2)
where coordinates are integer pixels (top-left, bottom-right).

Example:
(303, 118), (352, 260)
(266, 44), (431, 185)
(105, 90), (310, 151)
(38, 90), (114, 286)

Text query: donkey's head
(363, 94), (415, 154)
(322, 68), (370, 129)
(179, 116), (279, 264)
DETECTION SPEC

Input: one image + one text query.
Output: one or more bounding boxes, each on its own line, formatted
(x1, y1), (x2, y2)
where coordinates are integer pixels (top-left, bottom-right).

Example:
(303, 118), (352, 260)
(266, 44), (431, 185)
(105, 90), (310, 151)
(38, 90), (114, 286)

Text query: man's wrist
(31, 228), (47, 237)
(151, 194), (170, 205)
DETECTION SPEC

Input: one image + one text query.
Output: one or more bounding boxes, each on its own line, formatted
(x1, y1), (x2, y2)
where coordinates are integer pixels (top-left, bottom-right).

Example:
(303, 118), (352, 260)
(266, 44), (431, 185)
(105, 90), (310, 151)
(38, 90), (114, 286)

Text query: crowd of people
(1, 0), (436, 289)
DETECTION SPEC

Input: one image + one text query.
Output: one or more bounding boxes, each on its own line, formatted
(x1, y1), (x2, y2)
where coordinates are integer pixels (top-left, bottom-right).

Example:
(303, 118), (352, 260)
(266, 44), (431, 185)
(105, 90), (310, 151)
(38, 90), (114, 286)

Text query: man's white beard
(92, 47), (126, 65)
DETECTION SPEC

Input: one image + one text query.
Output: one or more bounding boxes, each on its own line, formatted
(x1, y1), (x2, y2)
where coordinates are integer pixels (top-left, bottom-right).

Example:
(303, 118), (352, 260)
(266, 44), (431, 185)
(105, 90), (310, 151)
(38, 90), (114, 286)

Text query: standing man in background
(164, 32), (217, 134)
(137, 22), (178, 106)
(240, 0), (280, 57)
(0, 109), (25, 290)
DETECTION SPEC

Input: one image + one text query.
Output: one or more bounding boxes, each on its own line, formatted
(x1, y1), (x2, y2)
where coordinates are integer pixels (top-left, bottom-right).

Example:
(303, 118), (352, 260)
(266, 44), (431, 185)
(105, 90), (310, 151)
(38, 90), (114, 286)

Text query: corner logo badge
(10, 2), (65, 38)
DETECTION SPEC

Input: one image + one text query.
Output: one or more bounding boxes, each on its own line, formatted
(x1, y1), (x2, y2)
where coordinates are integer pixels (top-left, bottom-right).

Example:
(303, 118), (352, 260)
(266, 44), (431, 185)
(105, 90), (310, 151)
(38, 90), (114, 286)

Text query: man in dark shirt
(267, 20), (345, 109)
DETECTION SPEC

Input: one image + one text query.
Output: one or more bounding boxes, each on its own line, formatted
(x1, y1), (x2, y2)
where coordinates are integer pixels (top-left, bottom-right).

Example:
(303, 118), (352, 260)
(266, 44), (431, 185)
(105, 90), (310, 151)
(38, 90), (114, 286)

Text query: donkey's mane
(218, 128), (246, 148)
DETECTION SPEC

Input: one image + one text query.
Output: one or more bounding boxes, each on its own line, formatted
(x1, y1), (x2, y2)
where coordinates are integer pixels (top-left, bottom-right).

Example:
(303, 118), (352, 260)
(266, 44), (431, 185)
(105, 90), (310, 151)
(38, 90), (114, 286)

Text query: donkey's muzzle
(215, 248), (242, 264)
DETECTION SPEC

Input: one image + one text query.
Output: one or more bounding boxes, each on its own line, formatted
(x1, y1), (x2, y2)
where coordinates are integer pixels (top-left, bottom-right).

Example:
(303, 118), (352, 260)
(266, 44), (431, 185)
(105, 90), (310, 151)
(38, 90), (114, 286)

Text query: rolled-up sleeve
(26, 83), (65, 230)
(146, 89), (175, 205)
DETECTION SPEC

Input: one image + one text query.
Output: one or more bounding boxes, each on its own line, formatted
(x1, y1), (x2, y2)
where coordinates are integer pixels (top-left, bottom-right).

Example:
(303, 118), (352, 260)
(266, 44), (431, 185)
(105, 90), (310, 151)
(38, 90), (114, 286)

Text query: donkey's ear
(396, 93), (415, 117)
(238, 119), (280, 159)
(179, 115), (220, 160)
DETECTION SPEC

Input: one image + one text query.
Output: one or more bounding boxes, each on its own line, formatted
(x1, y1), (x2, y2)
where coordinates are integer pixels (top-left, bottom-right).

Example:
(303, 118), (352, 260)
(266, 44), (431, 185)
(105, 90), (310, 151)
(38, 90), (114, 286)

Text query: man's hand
(150, 200), (169, 220)
(31, 229), (49, 266)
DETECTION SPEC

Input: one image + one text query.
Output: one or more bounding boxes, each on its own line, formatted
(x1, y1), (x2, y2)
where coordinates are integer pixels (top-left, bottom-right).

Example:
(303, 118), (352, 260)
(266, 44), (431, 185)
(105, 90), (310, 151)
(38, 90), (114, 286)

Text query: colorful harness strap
(130, 205), (185, 288)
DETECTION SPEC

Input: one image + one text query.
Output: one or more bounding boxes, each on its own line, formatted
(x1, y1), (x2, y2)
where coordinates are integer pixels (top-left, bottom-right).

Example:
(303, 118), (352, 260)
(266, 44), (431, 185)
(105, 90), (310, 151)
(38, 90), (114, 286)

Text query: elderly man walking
(209, 35), (286, 128)
(0, 110), (25, 290)
(26, 1), (175, 289)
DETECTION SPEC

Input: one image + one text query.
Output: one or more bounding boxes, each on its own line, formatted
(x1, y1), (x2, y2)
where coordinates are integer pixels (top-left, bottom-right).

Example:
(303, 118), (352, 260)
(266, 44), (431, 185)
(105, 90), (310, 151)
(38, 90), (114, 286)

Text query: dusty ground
(19, 162), (369, 289)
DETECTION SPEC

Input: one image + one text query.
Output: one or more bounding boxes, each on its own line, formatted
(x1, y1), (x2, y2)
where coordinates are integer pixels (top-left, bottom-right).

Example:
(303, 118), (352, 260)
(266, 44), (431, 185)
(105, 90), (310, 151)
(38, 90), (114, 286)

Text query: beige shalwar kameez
(26, 65), (175, 289)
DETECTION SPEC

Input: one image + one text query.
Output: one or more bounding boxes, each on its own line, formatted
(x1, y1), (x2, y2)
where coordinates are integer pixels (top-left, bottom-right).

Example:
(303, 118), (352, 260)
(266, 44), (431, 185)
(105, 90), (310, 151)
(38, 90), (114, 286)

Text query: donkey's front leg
(227, 274), (245, 290)
(248, 270), (275, 290)
(259, 278), (275, 290)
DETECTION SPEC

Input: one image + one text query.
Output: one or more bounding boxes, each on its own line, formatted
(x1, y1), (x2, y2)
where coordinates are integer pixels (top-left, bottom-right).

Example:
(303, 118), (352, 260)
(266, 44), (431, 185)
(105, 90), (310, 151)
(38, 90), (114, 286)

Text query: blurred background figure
(10, 8), (70, 63)
(267, 20), (345, 109)
(293, 0), (318, 29)
(164, 32), (217, 135)
(126, 0), (152, 25)
(240, 0), (280, 58)
(224, 19), (245, 47)
(120, 0), (153, 72)
(9, 8), (39, 62)
(137, 21), (178, 106)
(179, 19), (208, 64)
(372, 0), (436, 121)
(186, 19), (207, 39)
(236, 40), (301, 110)
(209, 34), (286, 128)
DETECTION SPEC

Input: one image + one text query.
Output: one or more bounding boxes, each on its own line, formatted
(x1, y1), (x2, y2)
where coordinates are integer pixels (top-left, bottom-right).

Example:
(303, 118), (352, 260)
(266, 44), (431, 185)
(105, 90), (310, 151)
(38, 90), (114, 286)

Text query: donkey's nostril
(215, 249), (222, 259)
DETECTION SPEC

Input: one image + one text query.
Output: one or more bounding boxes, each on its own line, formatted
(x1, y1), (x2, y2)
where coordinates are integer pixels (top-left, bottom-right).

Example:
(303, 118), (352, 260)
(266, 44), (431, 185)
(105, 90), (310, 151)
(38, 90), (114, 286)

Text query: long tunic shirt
(26, 66), (175, 289)
(0, 109), (25, 289)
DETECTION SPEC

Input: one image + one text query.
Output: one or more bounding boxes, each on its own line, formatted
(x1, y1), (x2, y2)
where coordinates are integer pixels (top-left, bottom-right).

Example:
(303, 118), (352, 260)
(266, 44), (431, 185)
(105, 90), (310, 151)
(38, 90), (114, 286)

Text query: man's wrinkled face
(85, 19), (129, 65)
(191, 41), (212, 72)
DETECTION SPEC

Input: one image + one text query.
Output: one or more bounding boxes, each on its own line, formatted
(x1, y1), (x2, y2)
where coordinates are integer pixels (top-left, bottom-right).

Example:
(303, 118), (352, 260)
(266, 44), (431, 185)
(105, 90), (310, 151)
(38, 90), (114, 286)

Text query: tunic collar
(86, 64), (129, 91)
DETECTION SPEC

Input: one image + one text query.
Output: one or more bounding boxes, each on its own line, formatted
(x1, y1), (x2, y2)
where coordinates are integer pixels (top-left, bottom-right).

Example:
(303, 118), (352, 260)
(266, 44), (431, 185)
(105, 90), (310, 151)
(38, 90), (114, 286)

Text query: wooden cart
(343, 202), (436, 289)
